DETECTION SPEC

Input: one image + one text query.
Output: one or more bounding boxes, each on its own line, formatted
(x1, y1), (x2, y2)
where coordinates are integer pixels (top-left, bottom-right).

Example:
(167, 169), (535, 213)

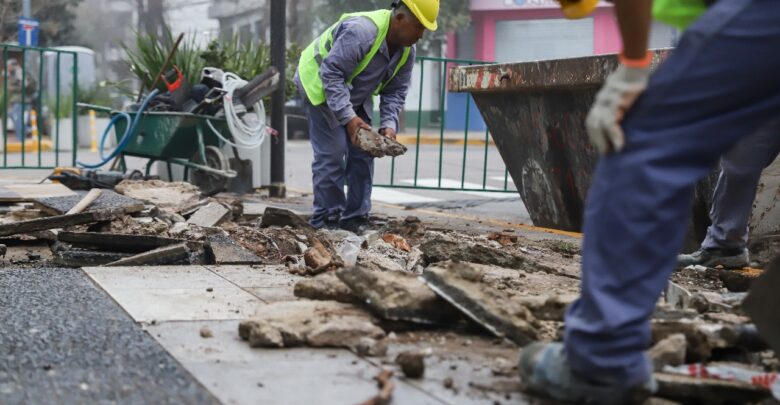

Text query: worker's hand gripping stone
(585, 64), (650, 154)
(347, 116), (372, 146)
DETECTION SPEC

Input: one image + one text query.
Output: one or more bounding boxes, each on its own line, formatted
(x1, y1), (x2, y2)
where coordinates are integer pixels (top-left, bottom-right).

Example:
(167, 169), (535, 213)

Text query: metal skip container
(449, 51), (780, 251)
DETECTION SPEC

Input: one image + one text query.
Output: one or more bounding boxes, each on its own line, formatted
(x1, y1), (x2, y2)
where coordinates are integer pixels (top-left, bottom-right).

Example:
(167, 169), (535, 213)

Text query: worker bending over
(295, 0), (439, 233)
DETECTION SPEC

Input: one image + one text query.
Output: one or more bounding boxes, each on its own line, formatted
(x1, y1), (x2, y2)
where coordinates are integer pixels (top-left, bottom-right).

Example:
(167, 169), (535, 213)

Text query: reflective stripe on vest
(297, 9), (412, 106)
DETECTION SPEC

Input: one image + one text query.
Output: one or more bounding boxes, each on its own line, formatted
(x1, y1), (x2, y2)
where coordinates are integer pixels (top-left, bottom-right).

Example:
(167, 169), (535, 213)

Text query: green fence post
(3, 47), (8, 167)
(460, 91), (471, 188)
(55, 52), (61, 168)
(412, 59), (425, 187)
(436, 59), (446, 188)
(37, 49), (43, 167)
(20, 48), (26, 166)
(71, 53), (78, 166)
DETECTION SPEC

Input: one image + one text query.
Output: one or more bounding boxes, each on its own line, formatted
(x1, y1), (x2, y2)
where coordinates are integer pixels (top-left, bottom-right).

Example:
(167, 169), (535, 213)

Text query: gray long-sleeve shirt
(295, 14), (416, 132)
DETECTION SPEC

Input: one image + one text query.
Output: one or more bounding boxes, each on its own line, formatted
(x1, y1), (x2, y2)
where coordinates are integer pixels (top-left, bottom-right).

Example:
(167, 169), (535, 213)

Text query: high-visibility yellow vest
(298, 9), (412, 106)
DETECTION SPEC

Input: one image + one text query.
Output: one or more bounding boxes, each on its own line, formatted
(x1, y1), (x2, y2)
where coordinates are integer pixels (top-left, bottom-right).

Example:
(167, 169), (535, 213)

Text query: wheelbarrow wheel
(190, 146), (229, 196)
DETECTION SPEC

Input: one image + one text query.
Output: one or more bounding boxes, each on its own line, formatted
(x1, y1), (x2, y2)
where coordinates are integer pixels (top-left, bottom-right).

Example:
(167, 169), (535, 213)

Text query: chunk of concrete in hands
(649, 333), (687, 372)
(336, 266), (460, 325)
(260, 207), (315, 231)
(293, 272), (359, 304)
(238, 300), (385, 350)
(354, 127), (407, 158)
(422, 261), (540, 345)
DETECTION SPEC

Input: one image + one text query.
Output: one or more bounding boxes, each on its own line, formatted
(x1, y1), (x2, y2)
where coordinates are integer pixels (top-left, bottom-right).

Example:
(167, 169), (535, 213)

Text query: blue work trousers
(564, 0), (780, 386)
(701, 120), (780, 251)
(307, 103), (374, 228)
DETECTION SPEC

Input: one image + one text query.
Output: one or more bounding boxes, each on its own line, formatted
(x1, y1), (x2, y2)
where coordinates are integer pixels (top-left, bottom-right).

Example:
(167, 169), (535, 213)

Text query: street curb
(396, 135), (495, 147)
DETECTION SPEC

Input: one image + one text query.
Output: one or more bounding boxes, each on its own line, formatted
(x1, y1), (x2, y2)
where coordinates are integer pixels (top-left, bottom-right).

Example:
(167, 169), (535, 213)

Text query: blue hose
(77, 89), (160, 169)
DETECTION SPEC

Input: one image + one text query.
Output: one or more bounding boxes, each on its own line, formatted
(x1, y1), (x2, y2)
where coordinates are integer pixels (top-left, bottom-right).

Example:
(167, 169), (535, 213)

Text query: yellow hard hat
(401, 0), (439, 31)
(558, 0), (599, 19)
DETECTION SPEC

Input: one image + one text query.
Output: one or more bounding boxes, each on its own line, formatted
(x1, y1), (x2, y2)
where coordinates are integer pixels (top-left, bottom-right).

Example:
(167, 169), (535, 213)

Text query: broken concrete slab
(293, 272), (359, 304)
(243, 203), (309, 220)
(238, 300), (385, 350)
(514, 295), (576, 322)
(260, 207), (315, 231)
(105, 242), (203, 267)
(649, 334), (687, 372)
(354, 127), (407, 158)
(0, 209), (125, 238)
(420, 234), (528, 269)
(205, 234), (262, 265)
(114, 180), (200, 211)
(52, 249), (133, 267)
(422, 261), (540, 345)
(56, 231), (184, 253)
(0, 244), (6, 257)
(186, 202), (231, 227)
(718, 268), (763, 292)
(33, 190), (145, 216)
(0, 183), (76, 202)
(652, 321), (768, 361)
(337, 266), (460, 325)
(655, 372), (771, 404)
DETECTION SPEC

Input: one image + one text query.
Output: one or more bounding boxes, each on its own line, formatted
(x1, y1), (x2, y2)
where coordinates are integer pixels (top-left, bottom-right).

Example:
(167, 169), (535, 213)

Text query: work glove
(585, 64), (650, 155)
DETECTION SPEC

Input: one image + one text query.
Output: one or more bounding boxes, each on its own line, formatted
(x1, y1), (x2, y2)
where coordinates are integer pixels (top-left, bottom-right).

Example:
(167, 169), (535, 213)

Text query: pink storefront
(448, 0), (676, 63)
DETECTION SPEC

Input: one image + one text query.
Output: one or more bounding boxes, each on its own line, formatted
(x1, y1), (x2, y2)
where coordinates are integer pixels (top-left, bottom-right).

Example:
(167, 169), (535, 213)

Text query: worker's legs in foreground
(308, 104), (375, 230)
(520, 0), (780, 402)
(678, 121), (780, 268)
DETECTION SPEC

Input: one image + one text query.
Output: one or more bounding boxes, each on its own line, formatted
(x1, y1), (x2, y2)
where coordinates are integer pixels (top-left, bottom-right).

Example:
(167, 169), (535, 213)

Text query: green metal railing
(1, 44), (79, 169)
(374, 56), (516, 194)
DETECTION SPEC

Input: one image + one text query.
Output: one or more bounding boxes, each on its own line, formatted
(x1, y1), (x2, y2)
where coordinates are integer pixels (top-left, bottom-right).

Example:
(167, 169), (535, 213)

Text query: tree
(0, 0), (84, 46)
(312, 0), (470, 56)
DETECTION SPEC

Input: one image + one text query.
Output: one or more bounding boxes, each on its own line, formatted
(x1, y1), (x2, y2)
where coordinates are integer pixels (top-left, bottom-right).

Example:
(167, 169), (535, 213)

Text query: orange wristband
(619, 51), (653, 69)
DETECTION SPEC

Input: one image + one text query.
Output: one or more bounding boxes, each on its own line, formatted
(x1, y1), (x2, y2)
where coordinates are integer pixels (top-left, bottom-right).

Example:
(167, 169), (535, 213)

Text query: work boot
(677, 247), (749, 269)
(519, 342), (657, 404)
(339, 217), (371, 235)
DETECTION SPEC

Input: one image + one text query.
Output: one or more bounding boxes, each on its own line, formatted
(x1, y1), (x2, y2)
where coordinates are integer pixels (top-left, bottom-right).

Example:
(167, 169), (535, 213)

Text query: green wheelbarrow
(82, 104), (242, 196)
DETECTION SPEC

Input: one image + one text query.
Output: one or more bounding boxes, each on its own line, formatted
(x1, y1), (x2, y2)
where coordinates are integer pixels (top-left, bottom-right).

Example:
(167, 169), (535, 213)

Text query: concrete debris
(337, 266), (460, 325)
(33, 190), (145, 216)
(260, 207), (314, 231)
(652, 321), (768, 361)
(206, 234), (262, 265)
(186, 202), (231, 227)
(355, 337), (388, 357)
(96, 215), (170, 236)
(200, 327), (214, 338)
(649, 334), (687, 372)
(421, 233), (528, 269)
(354, 127), (407, 158)
(238, 300), (385, 350)
(357, 370), (395, 405)
(381, 233), (411, 252)
(303, 238), (340, 275)
(0, 208), (125, 238)
(422, 261), (540, 345)
(655, 372), (771, 403)
(52, 249), (133, 267)
(104, 242), (203, 267)
(718, 268), (763, 292)
(243, 203), (308, 220)
(487, 231), (518, 246)
(395, 351), (425, 379)
(293, 272), (359, 304)
(514, 295), (576, 322)
(56, 231), (184, 253)
(0, 244), (6, 257)
(114, 180), (200, 211)
(665, 281), (693, 311)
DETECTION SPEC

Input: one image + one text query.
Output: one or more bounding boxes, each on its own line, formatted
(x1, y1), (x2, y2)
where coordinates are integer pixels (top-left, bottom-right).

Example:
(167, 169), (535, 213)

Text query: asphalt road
(0, 266), (218, 404)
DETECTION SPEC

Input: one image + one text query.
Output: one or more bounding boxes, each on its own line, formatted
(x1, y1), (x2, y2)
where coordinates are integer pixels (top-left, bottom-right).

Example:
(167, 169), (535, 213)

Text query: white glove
(586, 64), (650, 155)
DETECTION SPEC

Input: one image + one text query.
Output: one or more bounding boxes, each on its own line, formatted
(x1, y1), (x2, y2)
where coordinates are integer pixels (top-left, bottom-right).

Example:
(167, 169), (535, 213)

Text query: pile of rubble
(0, 179), (776, 403)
